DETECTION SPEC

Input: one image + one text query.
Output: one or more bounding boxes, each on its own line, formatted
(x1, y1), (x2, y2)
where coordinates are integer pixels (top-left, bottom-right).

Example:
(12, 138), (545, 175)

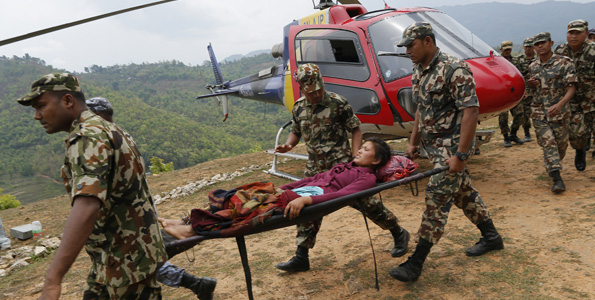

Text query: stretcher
(165, 165), (448, 300)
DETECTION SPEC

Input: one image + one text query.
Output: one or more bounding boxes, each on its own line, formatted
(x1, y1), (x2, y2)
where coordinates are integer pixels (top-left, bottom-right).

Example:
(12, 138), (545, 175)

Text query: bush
(0, 188), (21, 210)
(149, 157), (174, 174)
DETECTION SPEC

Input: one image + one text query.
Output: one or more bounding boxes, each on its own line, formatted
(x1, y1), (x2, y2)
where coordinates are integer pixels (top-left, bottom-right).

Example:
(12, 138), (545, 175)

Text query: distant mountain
(222, 49), (270, 63)
(438, 1), (595, 50)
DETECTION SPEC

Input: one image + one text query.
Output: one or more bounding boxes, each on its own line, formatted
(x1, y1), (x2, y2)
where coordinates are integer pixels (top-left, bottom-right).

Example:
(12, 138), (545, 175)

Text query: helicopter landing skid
(264, 121), (306, 182)
(475, 130), (495, 148)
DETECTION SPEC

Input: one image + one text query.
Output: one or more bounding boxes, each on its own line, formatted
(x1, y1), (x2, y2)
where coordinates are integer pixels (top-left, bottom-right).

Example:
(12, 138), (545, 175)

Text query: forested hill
(0, 54), (290, 204)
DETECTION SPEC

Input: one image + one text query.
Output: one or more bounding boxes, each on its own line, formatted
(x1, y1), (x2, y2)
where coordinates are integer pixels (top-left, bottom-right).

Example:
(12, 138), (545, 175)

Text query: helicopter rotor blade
(0, 0), (178, 47)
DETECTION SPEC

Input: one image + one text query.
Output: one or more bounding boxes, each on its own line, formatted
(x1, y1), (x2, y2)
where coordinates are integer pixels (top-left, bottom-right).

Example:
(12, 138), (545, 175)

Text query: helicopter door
(288, 25), (395, 126)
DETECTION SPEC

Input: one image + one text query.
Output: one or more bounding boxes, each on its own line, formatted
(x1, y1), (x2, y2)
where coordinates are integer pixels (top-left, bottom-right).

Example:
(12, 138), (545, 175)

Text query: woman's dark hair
(365, 136), (391, 170)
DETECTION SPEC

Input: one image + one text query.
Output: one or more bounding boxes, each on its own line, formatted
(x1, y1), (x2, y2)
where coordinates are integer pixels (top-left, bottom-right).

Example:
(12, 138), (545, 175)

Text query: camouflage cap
(397, 22), (433, 47)
(294, 63), (323, 93)
(589, 27), (595, 36)
(17, 73), (81, 106)
(567, 19), (588, 32)
(86, 97), (113, 113)
(533, 32), (551, 44)
(500, 40), (513, 50)
(523, 37), (534, 47)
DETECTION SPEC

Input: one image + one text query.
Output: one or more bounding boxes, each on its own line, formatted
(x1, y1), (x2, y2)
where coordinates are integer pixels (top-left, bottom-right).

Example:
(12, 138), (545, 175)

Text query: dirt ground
(1, 119), (594, 300)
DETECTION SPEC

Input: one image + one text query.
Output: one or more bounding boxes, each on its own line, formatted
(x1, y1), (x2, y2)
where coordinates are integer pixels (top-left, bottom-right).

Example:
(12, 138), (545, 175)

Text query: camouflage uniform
(512, 38), (537, 136)
(529, 47), (578, 172)
(554, 37), (595, 151)
(499, 42), (526, 142)
(290, 64), (399, 248)
(16, 73), (166, 299)
(62, 111), (166, 298)
(412, 50), (491, 244)
(291, 91), (360, 177)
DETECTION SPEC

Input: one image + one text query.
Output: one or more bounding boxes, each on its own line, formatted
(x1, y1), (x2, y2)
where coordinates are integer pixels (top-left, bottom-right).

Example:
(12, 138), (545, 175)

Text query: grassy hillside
(0, 54), (291, 203)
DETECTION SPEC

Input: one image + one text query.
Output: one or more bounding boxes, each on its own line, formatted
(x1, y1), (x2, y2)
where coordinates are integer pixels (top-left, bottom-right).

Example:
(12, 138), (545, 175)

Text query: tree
(0, 188), (20, 210)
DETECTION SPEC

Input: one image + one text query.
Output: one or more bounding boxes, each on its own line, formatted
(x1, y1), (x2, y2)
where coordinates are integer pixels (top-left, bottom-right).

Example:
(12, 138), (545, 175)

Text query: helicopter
(194, 0), (525, 178)
(197, 0), (524, 147)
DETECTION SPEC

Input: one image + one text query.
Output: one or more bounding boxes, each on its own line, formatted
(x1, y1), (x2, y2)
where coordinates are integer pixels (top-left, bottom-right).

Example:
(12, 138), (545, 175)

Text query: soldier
(528, 32), (577, 193)
(274, 63), (410, 272)
(498, 41), (525, 147)
(86, 97), (217, 300)
(589, 27), (595, 43)
(554, 19), (595, 171)
(513, 37), (537, 142)
(389, 22), (504, 282)
(17, 73), (167, 299)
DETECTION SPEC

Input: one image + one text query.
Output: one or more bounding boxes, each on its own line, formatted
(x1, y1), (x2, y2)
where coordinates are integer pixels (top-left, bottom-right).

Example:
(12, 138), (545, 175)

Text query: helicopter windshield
(369, 10), (495, 83)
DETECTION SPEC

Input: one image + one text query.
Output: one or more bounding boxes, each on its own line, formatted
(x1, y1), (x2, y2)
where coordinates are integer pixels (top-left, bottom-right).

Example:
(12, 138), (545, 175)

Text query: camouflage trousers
(499, 104), (525, 136)
(418, 165), (490, 245)
(521, 96), (533, 131)
(83, 271), (161, 300)
(295, 195), (399, 248)
(533, 118), (569, 173)
(568, 105), (595, 150)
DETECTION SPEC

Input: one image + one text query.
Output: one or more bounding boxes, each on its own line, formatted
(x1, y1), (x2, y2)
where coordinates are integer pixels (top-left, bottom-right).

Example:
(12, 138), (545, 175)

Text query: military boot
(180, 273), (217, 300)
(389, 238), (433, 282)
(575, 149), (587, 171)
(509, 135), (524, 145)
(466, 219), (504, 256)
(549, 170), (566, 194)
(503, 134), (512, 147)
(524, 128), (532, 142)
(389, 226), (410, 257)
(509, 129), (524, 145)
(276, 246), (310, 272)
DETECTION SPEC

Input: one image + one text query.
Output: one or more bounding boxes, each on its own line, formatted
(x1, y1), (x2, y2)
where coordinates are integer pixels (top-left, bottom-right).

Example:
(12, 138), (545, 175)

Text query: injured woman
(159, 137), (416, 243)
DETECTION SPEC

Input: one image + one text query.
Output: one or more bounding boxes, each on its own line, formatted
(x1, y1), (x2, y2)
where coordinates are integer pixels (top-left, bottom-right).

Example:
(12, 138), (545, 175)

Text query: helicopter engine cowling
(271, 43), (283, 58)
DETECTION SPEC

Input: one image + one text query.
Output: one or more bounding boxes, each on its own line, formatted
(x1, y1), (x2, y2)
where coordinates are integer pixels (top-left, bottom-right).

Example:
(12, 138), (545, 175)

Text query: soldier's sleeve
(290, 105), (302, 137)
(65, 135), (111, 205)
(563, 59), (578, 86)
(340, 101), (361, 131)
(450, 67), (479, 110)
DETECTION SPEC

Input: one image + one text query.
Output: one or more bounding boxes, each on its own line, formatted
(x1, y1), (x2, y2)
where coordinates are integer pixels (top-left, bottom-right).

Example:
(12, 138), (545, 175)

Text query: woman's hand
(284, 196), (313, 220)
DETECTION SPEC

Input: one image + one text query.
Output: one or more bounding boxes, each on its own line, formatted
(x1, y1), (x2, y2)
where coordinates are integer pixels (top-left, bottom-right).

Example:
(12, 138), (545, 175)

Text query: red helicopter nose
(467, 53), (525, 119)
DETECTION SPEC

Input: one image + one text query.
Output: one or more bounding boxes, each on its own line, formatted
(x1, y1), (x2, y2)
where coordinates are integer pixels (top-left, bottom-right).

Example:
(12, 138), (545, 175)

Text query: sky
(0, 0), (592, 72)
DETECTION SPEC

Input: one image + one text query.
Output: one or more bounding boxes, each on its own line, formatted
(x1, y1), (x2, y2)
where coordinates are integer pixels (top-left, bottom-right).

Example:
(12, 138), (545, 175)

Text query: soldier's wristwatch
(454, 151), (469, 161)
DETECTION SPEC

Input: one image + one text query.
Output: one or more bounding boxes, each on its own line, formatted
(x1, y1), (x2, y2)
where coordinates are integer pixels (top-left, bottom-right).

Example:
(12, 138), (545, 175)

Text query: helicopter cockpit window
(325, 83), (381, 115)
(368, 11), (495, 83)
(295, 29), (370, 82)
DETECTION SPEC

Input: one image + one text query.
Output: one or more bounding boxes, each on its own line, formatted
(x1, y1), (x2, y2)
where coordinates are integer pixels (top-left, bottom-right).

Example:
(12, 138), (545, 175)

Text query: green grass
(0, 174), (64, 205)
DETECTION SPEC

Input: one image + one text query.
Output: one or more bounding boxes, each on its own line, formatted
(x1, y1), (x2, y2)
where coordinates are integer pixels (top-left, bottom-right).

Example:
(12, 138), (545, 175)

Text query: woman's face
(354, 141), (380, 168)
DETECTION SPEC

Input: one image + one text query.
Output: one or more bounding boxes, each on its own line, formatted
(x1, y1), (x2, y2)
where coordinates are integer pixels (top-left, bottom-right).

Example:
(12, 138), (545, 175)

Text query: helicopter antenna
(0, 0), (177, 46)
